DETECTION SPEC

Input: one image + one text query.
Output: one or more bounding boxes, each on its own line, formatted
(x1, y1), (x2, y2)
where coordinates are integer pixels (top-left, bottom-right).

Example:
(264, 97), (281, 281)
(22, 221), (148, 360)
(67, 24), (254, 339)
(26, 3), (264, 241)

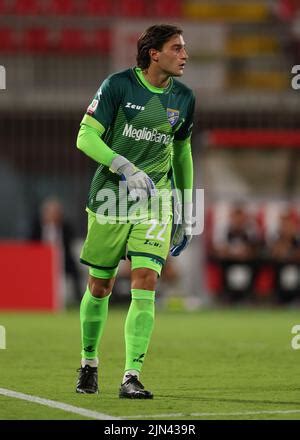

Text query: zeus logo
(0, 66), (6, 90)
(291, 65), (300, 90)
(125, 102), (145, 111)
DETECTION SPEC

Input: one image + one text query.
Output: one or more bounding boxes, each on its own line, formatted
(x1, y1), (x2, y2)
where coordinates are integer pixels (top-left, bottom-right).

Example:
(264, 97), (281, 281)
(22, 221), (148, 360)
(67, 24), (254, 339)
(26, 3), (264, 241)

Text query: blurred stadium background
(1, 0), (300, 311)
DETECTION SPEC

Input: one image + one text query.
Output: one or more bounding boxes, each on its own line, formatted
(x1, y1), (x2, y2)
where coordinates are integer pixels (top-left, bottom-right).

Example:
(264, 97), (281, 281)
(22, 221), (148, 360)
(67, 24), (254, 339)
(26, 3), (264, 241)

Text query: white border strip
(127, 409), (300, 419)
(0, 388), (119, 420)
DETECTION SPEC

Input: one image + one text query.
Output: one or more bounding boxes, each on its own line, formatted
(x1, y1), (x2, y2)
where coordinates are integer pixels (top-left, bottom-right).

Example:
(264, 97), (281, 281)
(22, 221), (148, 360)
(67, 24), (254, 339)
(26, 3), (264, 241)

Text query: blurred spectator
(269, 210), (300, 262)
(272, 0), (300, 64)
(288, 9), (300, 64)
(29, 197), (82, 305)
(210, 204), (262, 302)
(213, 204), (261, 262)
(267, 209), (300, 303)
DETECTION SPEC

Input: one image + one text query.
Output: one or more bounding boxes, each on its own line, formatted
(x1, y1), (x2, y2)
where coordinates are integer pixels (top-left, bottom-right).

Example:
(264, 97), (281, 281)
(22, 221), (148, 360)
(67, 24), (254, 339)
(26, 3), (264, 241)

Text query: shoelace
(77, 366), (97, 386)
(128, 376), (144, 389)
(77, 366), (96, 372)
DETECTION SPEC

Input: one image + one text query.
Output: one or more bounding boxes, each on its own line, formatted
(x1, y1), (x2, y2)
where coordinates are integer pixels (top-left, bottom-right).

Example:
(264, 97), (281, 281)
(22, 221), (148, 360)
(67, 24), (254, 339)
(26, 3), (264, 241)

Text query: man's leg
(76, 268), (116, 394)
(77, 212), (130, 393)
(120, 259), (163, 399)
(120, 217), (172, 398)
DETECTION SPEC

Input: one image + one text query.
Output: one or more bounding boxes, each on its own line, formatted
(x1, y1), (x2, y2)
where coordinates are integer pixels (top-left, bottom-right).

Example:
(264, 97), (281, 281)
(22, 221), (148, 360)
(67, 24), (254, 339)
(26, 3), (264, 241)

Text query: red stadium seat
(23, 28), (49, 52)
(206, 262), (223, 295)
(46, 0), (77, 15)
(58, 28), (87, 53)
(117, 0), (147, 17)
(0, 28), (17, 52)
(85, 0), (114, 16)
(92, 29), (112, 54)
(277, 0), (300, 21)
(0, 0), (9, 14)
(254, 266), (275, 297)
(151, 0), (182, 17)
(12, 0), (41, 15)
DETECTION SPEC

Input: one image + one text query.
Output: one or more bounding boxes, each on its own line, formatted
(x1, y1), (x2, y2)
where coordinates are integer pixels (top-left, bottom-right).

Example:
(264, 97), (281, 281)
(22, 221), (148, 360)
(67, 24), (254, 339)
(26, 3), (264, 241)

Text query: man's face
(151, 34), (188, 77)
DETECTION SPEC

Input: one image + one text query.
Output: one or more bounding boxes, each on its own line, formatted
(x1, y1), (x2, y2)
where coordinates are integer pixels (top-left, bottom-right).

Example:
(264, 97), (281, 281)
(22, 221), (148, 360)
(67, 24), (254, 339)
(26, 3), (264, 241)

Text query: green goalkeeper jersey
(82, 67), (195, 219)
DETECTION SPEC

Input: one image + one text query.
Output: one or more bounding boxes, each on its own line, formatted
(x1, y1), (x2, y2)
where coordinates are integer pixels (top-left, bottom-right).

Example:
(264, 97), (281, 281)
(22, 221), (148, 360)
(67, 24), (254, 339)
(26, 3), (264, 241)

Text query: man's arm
(170, 136), (194, 256)
(76, 114), (117, 167)
(172, 136), (193, 204)
(76, 115), (156, 201)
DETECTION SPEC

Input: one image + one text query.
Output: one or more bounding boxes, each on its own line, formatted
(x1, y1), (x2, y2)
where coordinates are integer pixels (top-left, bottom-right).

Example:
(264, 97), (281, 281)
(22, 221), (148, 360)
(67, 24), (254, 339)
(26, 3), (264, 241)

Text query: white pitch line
(128, 409), (300, 419)
(0, 388), (119, 420)
(2, 388), (300, 421)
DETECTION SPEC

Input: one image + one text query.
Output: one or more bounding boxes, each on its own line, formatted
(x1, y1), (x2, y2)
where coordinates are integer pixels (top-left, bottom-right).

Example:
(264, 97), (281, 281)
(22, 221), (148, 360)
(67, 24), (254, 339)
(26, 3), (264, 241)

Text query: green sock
(80, 286), (110, 360)
(124, 289), (155, 372)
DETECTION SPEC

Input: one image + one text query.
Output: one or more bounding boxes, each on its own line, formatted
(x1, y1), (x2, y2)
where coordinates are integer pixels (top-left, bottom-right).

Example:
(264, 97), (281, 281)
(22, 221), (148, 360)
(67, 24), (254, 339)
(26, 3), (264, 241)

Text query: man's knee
(88, 275), (115, 298)
(131, 268), (158, 291)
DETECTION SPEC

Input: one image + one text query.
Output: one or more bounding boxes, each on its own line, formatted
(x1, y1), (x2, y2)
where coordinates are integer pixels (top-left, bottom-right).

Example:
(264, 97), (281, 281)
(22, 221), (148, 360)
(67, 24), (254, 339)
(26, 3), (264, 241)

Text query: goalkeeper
(75, 24), (195, 398)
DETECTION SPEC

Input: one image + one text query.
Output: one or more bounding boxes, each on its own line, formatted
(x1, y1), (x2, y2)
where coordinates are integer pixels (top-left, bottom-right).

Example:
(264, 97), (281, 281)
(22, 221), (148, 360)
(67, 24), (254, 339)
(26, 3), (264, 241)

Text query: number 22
(145, 220), (168, 242)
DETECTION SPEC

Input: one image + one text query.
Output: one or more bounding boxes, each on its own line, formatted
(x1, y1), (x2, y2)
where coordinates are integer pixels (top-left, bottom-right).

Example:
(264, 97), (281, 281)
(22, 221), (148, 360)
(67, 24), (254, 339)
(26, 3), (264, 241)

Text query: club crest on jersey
(167, 108), (179, 127)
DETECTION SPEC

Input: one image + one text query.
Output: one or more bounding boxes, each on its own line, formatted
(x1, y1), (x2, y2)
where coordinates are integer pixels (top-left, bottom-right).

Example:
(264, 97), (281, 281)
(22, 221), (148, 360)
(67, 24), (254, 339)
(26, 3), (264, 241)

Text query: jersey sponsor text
(122, 123), (173, 145)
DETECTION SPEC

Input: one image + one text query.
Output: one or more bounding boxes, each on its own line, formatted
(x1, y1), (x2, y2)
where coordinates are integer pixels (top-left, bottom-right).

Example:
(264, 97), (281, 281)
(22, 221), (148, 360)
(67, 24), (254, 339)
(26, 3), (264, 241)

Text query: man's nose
(181, 48), (188, 60)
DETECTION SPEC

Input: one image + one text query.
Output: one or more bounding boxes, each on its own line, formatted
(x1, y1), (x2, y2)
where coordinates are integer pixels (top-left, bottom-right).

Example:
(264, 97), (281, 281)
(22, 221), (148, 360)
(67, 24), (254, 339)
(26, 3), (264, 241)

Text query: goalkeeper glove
(110, 155), (156, 201)
(170, 202), (193, 257)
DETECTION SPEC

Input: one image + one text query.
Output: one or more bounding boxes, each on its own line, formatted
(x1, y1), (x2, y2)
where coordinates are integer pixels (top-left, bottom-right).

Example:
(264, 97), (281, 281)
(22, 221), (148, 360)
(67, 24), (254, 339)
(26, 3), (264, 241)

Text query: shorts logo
(87, 99), (99, 115)
(167, 108), (179, 127)
(144, 239), (162, 248)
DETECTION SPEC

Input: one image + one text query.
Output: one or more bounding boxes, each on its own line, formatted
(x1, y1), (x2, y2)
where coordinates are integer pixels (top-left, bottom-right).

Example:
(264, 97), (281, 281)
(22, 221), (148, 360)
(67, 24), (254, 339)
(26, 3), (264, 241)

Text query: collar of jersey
(133, 67), (173, 94)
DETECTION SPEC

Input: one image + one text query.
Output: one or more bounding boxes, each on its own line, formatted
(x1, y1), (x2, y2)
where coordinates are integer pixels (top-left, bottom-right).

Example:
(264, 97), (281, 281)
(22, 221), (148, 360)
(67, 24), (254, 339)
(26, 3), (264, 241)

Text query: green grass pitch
(0, 307), (300, 420)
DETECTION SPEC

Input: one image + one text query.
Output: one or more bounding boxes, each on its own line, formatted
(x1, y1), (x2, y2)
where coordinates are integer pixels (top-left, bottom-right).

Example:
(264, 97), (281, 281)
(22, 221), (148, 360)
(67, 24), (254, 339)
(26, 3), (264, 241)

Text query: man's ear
(149, 48), (159, 62)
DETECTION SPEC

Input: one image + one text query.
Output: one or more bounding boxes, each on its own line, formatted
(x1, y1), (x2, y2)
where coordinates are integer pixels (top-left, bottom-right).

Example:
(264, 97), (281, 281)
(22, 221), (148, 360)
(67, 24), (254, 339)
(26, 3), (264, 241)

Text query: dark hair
(136, 24), (183, 70)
